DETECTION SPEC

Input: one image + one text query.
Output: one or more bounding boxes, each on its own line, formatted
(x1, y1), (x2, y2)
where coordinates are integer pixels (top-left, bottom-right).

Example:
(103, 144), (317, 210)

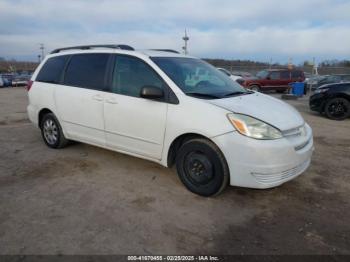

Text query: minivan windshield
(151, 57), (250, 99)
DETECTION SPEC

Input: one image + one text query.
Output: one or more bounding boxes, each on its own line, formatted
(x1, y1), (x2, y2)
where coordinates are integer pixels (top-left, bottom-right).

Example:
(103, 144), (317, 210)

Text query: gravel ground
(0, 87), (349, 255)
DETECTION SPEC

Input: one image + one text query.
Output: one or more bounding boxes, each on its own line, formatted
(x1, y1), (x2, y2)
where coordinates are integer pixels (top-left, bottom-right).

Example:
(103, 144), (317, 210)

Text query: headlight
(227, 113), (282, 140)
(314, 88), (328, 94)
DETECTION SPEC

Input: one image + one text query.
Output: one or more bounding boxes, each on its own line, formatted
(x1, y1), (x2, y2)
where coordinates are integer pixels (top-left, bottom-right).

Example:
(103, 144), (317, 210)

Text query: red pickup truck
(237, 69), (305, 92)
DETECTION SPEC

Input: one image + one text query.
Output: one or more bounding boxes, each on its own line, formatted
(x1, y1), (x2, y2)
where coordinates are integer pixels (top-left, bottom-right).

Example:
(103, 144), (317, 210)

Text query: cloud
(0, 0), (349, 62)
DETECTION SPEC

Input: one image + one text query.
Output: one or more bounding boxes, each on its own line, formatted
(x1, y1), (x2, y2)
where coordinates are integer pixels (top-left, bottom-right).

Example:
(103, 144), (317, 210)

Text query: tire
(40, 113), (68, 148)
(175, 138), (229, 197)
(324, 97), (350, 121)
(250, 85), (260, 92)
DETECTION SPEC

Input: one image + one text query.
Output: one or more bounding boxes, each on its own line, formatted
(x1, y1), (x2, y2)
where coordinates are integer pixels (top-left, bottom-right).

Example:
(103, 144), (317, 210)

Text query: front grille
(251, 159), (310, 184)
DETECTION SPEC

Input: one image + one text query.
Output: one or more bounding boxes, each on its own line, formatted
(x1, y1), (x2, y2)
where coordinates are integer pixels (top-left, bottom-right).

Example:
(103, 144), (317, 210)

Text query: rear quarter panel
(27, 82), (59, 126)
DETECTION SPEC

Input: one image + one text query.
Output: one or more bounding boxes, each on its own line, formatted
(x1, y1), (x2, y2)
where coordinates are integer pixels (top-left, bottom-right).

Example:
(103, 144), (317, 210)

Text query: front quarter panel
(161, 94), (235, 166)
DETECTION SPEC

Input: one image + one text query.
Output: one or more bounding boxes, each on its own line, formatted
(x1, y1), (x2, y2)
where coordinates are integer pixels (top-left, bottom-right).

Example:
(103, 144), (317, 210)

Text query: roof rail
(50, 44), (135, 54)
(150, 49), (180, 54)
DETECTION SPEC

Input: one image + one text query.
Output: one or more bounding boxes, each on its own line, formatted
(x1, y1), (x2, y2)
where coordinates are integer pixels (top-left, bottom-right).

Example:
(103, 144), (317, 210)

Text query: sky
(0, 0), (350, 64)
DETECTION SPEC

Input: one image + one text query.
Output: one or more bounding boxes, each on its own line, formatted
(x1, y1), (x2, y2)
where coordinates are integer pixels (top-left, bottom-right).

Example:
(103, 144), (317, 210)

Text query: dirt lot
(0, 87), (349, 255)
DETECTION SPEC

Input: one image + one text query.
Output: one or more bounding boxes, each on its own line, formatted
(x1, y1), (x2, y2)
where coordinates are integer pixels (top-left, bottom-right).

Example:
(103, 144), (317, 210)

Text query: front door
(265, 71), (283, 91)
(104, 55), (168, 159)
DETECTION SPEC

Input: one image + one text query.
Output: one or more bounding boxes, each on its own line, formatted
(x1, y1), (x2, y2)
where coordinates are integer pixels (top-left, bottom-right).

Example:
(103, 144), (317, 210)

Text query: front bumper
(309, 93), (327, 112)
(212, 124), (314, 189)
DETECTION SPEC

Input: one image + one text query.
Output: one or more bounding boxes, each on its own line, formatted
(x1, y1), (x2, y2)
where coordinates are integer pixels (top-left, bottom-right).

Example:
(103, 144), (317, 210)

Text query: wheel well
(167, 133), (208, 167)
(38, 108), (53, 127)
(322, 94), (350, 112)
(248, 83), (261, 89)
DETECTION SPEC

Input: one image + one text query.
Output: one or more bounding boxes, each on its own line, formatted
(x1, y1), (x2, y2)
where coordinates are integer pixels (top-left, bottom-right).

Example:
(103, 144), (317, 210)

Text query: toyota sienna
(27, 45), (314, 196)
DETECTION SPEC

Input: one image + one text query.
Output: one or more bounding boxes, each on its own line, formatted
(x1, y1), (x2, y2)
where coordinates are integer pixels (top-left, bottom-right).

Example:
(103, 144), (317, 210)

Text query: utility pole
(39, 43), (45, 62)
(312, 57), (318, 75)
(288, 57), (293, 70)
(182, 29), (189, 55)
(309, 57), (318, 94)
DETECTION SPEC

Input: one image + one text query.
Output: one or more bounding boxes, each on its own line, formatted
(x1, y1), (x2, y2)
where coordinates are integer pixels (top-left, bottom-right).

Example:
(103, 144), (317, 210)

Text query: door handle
(92, 94), (104, 101)
(105, 98), (118, 104)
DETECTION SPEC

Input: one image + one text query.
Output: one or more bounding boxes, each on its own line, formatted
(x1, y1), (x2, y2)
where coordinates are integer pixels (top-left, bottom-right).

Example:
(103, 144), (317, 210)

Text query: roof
(47, 45), (191, 59)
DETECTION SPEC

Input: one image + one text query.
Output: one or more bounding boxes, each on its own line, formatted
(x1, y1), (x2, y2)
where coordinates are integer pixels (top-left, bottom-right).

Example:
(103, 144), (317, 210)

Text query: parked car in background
(231, 71), (253, 78)
(310, 82), (350, 120)
(312, 74), (350, 90)
(1, 73), (15, 86)
(304, 72), (311, 82)
(27, 45), (313, 196)
(237, 69), (305, 93)
(12, 74), (31, 86)
(2, 76), (11, 87)
(306, 75), (327, 89)
(217, 68), (242, 81)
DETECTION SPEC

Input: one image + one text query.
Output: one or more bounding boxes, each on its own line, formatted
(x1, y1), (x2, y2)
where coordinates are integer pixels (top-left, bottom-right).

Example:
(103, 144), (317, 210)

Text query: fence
(0, 61), (38, 74)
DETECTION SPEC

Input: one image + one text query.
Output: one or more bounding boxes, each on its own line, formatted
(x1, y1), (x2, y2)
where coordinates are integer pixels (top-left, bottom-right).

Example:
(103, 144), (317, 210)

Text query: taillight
(26, 80), (33, 91)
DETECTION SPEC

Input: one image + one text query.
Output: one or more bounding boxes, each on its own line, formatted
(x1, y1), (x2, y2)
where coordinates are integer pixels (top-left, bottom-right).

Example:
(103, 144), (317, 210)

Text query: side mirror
(140, 86), (164, 99)
(266, 76), (271, 80)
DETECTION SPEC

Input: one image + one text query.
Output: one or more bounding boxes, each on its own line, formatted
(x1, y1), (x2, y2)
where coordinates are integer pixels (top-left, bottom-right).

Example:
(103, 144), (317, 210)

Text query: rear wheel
(40, 113), (68, 148)
(175, 138), (229, 197)
(250, 85), (260, 92)
(324, 98), (350, 120)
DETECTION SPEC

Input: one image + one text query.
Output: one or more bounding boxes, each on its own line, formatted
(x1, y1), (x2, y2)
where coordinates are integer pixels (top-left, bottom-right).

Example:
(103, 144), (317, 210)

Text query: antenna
(182, 29), (189, 55)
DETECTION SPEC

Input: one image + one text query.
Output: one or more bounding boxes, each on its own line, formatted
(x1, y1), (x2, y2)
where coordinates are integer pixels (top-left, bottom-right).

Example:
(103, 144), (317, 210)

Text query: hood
(243, 76), (259, 81)
(208, 92), (304, 131)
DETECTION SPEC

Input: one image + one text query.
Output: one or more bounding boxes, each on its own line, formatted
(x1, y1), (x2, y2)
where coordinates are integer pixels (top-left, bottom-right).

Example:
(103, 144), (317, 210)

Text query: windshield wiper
(223, 91), (253, 97)
(185, 92), (221, 99)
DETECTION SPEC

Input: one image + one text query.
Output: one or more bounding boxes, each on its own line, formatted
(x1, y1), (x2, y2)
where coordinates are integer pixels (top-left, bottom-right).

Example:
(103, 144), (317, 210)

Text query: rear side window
(64, 53), (109, 90)
(36, 55), (69, 84)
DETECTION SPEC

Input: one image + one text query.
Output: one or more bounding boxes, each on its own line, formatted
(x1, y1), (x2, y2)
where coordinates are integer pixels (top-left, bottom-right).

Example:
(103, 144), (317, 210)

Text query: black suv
(310, 82), (350, 120)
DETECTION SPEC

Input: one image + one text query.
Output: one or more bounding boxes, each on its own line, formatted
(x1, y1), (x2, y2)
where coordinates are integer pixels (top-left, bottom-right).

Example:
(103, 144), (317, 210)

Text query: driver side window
(111, 55), (164, 98)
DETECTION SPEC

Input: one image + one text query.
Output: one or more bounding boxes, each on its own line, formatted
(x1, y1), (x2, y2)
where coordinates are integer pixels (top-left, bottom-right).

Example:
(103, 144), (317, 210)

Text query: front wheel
(249, 85), (260, 92)
(175, 138), (229, 197)
(324, 98), (350, 120)
(40, 113), (69, 148)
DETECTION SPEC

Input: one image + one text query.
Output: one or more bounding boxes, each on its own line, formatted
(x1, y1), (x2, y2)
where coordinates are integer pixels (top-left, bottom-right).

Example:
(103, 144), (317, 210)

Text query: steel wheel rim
(43, 119), (58, 145)
(184, 151), (214, 185)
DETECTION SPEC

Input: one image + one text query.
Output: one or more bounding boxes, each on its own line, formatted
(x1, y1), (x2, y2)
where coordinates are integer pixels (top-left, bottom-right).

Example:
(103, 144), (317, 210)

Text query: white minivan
(27, 45), (314, 196)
